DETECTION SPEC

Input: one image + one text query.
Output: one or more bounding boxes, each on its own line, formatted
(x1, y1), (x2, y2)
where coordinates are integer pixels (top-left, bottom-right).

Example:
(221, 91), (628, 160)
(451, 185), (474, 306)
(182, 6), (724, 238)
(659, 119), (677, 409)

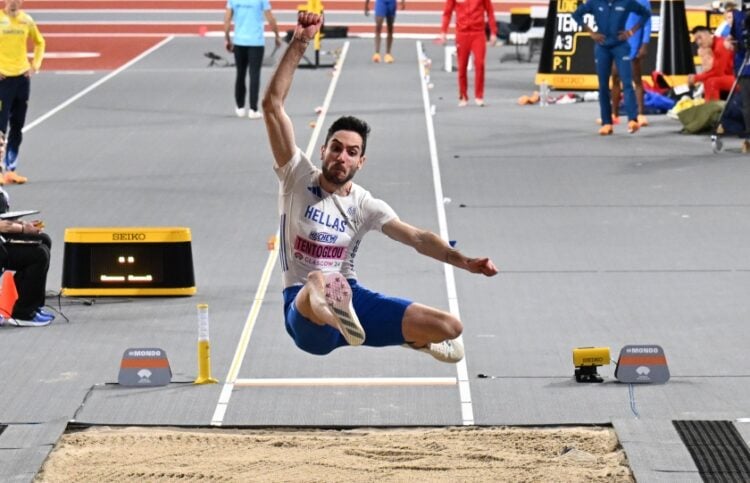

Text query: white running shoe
(324, 272), (365, 346)
(235, 107), (247, 118)
(247, 110), (262, 119)
(405, 338), (464, 363)
(3, 315), (51, 327)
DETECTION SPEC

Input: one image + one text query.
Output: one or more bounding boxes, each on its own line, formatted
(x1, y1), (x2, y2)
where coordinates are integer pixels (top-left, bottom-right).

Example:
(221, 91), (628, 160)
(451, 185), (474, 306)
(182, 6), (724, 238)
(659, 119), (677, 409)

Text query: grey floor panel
(0, 422), (66, 450)
(472, 378), (750, 425)
(613, 419), (702, 483)
(461, 272), (750, 378)
(0, 448), (53, 483)
(71, 383), (223, 426)
(450, 207), (750, 271)
(243, 325), (460, 379)
(222, 386), (462, 427)
(0, 421), (67, 483)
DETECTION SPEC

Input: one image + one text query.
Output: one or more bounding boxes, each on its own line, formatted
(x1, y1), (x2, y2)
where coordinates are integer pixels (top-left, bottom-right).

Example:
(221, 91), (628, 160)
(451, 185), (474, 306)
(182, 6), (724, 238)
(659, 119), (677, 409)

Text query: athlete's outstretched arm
(382, 218), (498, 276)
(262, 12), (322, 168)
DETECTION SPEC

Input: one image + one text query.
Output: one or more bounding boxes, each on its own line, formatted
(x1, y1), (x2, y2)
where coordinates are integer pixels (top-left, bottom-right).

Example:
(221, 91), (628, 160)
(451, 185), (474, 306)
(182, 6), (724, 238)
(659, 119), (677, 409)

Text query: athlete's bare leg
(401, 303), (462, 347)
(611, 62), (621, 120)
(374, 16), (384, 54)
(632, 57), (644, 115)
(385, 16), (395, 55)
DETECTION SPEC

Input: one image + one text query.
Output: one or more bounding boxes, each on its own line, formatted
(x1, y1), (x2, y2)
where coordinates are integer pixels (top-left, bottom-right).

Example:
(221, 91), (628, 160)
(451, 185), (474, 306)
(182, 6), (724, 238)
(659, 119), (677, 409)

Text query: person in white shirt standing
(224, 0), (281, 119)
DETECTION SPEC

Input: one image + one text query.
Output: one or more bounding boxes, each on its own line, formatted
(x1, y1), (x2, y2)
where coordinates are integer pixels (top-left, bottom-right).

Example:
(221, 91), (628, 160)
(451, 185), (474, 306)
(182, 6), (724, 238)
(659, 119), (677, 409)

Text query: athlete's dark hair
(325, 116), (371, 155)
(691, 25), (710, 35)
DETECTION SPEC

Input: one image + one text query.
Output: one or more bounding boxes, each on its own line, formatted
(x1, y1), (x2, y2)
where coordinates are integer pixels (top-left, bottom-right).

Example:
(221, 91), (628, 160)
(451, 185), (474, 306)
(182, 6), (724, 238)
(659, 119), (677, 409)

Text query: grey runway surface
(0, 36), (749, 482)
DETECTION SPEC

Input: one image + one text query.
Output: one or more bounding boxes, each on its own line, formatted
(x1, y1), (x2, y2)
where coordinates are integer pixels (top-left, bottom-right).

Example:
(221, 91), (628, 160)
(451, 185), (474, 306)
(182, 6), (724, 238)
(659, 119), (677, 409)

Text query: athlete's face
(693, 31), (712, 49)
(320, 130), (366, 186)
(4, 0), (22, 14)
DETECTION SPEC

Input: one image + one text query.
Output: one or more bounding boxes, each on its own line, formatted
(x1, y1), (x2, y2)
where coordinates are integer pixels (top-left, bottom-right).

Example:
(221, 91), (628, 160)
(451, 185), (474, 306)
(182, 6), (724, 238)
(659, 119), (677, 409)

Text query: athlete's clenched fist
(295, 11), (322, 43)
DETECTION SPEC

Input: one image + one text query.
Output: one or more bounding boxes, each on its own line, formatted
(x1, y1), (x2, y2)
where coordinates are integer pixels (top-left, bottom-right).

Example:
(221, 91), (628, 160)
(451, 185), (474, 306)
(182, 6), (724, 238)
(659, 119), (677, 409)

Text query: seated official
(0, 219), (54, 327)
(0, 187), (51, 250)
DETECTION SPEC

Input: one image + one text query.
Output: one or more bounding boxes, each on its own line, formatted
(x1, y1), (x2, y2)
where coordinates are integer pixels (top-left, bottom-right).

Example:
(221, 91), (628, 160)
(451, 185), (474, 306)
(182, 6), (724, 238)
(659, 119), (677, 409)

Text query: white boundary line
(210, 41), (351, 427)
(235, 377), (457, 387)
(416, 41), (474, 426)
(23, 35), (174, 133)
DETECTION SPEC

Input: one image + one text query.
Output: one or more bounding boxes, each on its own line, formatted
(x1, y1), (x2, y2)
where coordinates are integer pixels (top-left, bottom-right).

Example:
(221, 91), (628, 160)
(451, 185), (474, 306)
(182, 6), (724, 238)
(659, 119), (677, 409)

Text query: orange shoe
(637, 114), (649, 127)
(384, 53), (394, 63)
(598, 124), (613, 135)
(4, 170), (27, 184)
(528, 91), (540, 104)
(627, 120), (639, 134)
(372, 53), (381, 63)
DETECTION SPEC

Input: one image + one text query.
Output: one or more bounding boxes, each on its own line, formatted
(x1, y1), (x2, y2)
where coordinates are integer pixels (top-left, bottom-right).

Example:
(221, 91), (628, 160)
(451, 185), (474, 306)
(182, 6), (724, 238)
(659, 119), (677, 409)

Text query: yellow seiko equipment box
(61, 227), (196, 296)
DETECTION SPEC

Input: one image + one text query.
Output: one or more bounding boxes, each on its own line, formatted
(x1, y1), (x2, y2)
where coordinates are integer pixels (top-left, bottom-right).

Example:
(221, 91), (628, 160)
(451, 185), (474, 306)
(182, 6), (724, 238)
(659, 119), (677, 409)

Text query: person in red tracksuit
(688, 26), (734, 101)
(439, 0), (497, 106)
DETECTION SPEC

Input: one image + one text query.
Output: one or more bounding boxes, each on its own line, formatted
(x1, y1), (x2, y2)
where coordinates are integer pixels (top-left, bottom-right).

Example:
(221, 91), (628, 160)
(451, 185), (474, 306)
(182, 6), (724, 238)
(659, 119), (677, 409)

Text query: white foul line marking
(234, 377), (457, 387)
(416, 41), (474, 426)
(23, 35), (174, 133)
(211, 41), (351, 427)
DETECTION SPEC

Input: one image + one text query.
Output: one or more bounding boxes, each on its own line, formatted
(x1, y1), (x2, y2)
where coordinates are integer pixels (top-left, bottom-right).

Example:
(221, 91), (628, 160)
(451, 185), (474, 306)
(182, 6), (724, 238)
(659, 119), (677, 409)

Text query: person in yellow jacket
(0, 0), (44, 185)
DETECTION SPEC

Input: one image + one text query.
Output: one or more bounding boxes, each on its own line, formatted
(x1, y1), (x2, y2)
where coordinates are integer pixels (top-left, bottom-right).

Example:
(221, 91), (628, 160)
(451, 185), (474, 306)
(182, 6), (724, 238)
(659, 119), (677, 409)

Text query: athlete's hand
(489, 33), (497, 46)
(225, 39), (234, 53)
(435, 33), (447, 45)
(590, 32), (605, 44)
(467, 257), (498, 277)
(637, 43), (648, 59)
(295, 11), (322, 43)
(21, 220), (42, 234)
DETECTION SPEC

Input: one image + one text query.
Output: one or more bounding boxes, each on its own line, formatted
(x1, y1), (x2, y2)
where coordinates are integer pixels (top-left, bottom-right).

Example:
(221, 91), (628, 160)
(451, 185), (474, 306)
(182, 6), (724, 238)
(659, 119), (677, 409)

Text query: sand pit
(36, 425), (633, 482)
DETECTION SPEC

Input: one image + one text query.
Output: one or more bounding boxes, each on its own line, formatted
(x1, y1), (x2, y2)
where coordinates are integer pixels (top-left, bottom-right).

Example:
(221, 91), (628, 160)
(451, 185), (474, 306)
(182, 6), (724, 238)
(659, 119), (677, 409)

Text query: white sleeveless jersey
(274, 149), (397, 288)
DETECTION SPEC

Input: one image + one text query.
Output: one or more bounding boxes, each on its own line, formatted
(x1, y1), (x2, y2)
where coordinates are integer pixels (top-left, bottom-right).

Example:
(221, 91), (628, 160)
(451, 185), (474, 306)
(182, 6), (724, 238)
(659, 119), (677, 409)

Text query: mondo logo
(625, 347), (659, 354)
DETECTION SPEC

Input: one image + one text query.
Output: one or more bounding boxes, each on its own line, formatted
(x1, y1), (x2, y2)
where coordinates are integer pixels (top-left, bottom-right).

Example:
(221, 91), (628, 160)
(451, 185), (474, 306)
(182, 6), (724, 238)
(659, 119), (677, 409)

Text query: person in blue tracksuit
(611, 0), (652, 127)
(572, 0), (651, 135)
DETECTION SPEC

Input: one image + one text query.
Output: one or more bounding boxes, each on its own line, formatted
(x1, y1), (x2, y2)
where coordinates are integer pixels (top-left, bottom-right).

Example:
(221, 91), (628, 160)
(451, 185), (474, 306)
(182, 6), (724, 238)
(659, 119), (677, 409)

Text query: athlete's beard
(322, 163), (357, 188)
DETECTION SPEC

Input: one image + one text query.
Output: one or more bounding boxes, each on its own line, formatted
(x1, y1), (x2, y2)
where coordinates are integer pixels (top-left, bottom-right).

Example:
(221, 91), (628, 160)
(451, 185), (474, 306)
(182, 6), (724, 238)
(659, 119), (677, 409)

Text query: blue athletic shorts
(375, 0), (397, 18)
(283, 279), (410, 355)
